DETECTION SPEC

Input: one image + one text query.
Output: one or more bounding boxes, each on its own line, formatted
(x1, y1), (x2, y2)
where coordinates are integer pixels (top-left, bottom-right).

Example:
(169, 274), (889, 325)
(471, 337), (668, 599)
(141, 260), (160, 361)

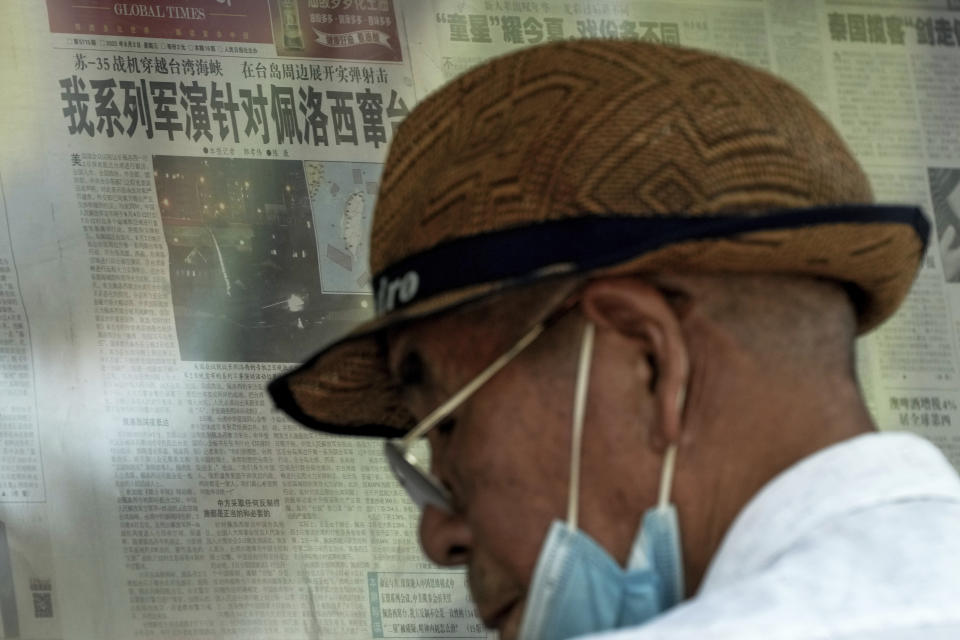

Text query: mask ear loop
(567, 323), (682, 525)
(657, 383), (684, 510)
(657, 444), (678, 510)
(567, 321), (595, 531)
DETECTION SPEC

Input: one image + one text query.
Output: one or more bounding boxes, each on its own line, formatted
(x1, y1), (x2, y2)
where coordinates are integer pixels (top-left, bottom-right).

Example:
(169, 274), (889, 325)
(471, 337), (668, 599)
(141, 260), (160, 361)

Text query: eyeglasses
(384, 286), (581, 513)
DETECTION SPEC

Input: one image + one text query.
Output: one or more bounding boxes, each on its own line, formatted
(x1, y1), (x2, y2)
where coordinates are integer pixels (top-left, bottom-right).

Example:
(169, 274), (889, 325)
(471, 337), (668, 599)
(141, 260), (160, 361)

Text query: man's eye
(398, 351), (424, 386)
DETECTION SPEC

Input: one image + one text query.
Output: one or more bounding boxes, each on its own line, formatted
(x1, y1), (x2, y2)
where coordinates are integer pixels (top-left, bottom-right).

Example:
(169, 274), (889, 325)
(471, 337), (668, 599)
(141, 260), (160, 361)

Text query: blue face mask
(518, 322), (686, 640)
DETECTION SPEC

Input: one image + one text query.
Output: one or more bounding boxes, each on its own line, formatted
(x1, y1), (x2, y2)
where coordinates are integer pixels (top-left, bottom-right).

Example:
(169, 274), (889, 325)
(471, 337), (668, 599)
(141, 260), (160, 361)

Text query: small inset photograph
(268, 0), (403, 61)
(304, 161), (380, 295)
(154, 156), (372, 363)
(928, 168), (960, 284)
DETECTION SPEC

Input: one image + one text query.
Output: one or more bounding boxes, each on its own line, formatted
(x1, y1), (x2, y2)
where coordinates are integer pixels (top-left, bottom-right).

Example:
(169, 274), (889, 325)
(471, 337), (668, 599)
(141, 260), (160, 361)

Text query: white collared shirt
(589, 432), (960, 640)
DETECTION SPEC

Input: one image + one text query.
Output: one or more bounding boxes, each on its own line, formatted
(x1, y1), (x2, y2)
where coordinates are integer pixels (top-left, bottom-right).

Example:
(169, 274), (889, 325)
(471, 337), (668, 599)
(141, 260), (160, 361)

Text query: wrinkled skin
(386, 279), (688, 639)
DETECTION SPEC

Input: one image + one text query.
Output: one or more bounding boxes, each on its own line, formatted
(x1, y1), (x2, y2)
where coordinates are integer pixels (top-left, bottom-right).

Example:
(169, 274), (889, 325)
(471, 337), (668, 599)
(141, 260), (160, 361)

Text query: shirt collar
(699, 431), (960, 592)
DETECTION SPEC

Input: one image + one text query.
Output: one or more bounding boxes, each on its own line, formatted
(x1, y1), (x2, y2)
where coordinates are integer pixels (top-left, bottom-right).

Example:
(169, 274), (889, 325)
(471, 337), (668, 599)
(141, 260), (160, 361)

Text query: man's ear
(579, 277), (689, 452)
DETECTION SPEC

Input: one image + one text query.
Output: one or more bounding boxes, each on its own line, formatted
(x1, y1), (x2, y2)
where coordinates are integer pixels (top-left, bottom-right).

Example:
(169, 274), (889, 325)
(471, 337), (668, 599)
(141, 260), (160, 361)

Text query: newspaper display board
(0, 0), (958, 638)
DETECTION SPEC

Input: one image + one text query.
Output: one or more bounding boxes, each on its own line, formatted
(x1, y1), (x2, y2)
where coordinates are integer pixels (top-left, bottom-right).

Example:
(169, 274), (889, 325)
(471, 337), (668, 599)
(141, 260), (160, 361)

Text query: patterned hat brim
(268, 204), (929, 438)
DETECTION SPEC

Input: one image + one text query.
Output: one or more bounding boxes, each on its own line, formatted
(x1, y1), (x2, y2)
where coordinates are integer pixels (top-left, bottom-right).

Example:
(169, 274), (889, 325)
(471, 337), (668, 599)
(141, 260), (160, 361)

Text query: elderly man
(270, 41), (960, 639)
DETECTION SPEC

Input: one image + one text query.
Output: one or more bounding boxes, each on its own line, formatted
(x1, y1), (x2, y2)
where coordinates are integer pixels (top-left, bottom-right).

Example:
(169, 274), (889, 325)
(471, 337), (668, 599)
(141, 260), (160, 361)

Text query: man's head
(268, 39), (928, 639)
(380, 271), (863, 637)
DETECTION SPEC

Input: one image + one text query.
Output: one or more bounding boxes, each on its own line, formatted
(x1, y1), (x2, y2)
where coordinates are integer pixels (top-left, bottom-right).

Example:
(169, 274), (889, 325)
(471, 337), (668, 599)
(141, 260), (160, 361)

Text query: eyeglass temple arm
(399, 322), (547, 448)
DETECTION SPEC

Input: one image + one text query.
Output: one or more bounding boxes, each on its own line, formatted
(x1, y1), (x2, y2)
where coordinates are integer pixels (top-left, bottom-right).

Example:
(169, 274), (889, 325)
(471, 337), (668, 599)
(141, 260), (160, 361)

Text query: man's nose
(419, 504), (472, 566)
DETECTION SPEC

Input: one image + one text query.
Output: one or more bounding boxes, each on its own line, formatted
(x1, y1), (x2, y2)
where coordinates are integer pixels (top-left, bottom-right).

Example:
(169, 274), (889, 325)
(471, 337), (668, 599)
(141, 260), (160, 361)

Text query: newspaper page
(0, 1), (958, 639)
(2, 1), (479, 638)
(816, 1), (960, 463)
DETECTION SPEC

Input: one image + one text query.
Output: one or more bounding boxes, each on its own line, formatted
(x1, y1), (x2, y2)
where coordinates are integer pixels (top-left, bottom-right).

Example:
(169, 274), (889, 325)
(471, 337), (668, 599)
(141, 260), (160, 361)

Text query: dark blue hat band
(372, 205), (929, 316)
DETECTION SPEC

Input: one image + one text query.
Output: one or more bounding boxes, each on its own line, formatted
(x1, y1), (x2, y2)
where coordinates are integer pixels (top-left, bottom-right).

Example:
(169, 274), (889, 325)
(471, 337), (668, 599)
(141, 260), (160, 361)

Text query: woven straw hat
(269, 40), (928, 438)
